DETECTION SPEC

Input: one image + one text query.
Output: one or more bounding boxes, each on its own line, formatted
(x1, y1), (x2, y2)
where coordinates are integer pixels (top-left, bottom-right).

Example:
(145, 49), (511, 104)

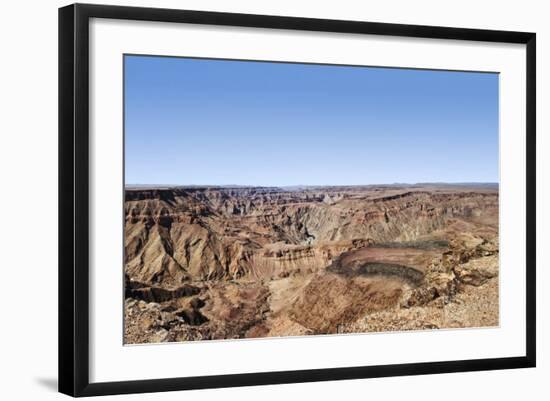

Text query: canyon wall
(124, 186), (498, 286)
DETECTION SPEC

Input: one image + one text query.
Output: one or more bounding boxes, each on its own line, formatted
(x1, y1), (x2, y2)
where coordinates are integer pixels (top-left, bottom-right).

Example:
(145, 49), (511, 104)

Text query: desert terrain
(123, 184), (499, 344)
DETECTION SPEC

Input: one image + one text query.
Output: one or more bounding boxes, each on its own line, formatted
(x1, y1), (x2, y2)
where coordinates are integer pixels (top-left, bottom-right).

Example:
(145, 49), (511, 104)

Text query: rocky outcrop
(126, 282), (200, 303)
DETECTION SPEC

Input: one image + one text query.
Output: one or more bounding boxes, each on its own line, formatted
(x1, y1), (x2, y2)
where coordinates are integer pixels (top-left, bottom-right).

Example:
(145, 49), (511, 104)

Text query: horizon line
(125, 181), (499, 188)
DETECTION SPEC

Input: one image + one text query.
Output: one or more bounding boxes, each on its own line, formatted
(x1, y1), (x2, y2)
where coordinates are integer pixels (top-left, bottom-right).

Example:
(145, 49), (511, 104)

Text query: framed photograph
(58, 3), (536, 397)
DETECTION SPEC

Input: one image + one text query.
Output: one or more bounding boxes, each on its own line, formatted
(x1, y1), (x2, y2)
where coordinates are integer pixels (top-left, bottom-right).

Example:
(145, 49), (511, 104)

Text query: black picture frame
(59, 3), (536, 397)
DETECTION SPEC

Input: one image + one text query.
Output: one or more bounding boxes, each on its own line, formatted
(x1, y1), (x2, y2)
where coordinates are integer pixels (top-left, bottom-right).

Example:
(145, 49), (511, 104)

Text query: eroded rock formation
(124, 185), (499, 344)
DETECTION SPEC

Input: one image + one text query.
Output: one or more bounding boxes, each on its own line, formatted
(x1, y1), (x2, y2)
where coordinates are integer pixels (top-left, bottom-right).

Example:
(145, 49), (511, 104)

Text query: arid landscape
(123, 184), (499, 344)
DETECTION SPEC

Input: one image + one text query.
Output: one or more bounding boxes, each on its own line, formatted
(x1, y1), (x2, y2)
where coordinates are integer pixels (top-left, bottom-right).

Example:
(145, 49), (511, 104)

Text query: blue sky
(124, 55), (499, 186)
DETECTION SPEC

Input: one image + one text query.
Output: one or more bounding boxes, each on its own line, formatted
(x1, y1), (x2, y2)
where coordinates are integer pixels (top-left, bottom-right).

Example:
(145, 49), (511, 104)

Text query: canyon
(123, 184), (499, 344)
